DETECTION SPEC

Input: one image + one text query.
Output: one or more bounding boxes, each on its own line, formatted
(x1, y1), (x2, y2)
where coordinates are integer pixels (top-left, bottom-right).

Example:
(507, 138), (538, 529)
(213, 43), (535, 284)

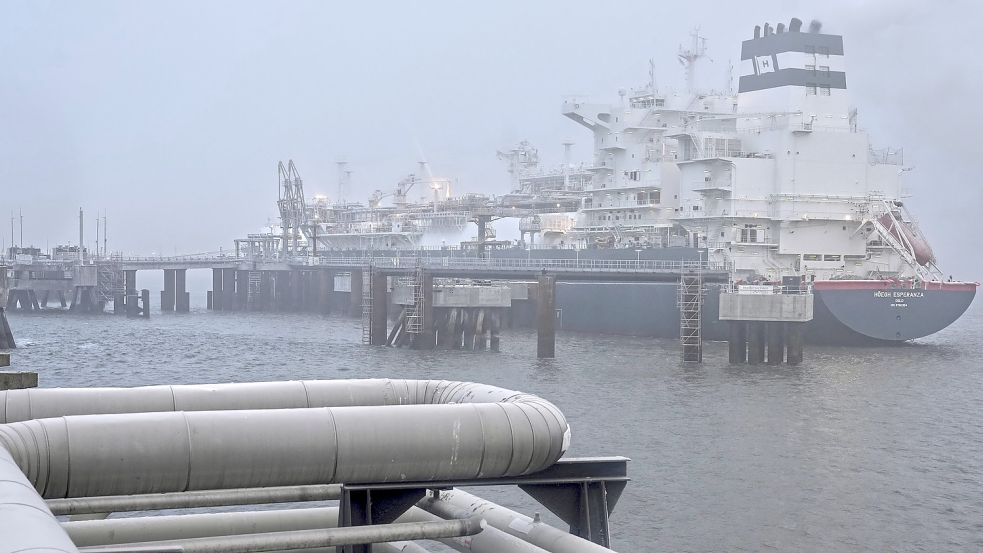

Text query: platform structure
(390, 277), (509, 350)
(17, 254), (731, 360)
(718, 283), (814, 365)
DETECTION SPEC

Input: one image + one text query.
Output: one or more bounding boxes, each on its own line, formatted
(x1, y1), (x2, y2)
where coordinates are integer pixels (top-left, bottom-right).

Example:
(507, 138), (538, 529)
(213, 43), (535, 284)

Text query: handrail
(100, 255), (729, 273)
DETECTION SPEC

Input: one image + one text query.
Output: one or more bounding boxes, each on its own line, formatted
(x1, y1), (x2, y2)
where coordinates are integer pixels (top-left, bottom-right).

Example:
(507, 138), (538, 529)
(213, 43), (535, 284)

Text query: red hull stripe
(813, 280), (979, 292)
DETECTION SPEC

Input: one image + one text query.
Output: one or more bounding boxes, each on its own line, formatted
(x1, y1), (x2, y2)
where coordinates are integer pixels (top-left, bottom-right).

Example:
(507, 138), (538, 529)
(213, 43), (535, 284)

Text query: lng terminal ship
(250, 19), (975, 345)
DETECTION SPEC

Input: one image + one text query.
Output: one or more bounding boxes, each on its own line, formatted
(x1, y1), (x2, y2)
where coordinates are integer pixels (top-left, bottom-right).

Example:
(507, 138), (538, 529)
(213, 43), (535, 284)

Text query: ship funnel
(776, 22), (785, 34)
(754, 25), (761, 38)
(809, 19), (823, 33)
(789, 17), (803, 32)
(764, 22), (773, 36)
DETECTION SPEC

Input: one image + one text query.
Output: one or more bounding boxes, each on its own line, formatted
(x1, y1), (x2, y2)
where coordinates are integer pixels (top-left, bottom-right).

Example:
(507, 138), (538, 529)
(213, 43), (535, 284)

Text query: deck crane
(369, 174), (419, 209)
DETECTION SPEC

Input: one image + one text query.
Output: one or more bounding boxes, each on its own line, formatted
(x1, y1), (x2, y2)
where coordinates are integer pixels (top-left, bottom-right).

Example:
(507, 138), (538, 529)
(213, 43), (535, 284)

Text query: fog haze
(2, 0), (980, 278)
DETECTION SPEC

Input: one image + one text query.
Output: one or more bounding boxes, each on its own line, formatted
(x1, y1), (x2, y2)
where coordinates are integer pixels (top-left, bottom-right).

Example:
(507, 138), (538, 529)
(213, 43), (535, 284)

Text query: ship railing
(721, 283), (813, 295)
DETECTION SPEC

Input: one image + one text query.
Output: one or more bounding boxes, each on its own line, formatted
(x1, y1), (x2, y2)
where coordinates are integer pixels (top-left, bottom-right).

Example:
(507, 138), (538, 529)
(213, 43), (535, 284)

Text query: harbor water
(5, 300), (983, 553)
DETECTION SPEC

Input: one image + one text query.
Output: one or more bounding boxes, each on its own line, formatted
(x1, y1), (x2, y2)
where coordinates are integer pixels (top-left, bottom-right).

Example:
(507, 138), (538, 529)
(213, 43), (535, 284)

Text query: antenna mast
(648, 58), (657, 92)
(336, 160), (349, 205)
(677, 28), (708, 93)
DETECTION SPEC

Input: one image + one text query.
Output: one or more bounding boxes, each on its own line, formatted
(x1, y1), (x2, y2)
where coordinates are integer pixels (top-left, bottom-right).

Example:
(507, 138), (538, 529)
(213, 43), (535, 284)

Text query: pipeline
(0, 379), (568, 499)
(0, 443), (78, 552)
(74, 517), (484, 553)
(0, 378), (567, 424)
(65, 506), (549, 553)
(48, 484), (343, 516)
(0, 380), (571, 553)
(419, 489), (616, 553)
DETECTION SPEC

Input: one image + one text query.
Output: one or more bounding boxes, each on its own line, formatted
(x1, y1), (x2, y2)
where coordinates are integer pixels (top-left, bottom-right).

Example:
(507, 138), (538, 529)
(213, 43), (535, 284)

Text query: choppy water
(5, 300), (983, 553)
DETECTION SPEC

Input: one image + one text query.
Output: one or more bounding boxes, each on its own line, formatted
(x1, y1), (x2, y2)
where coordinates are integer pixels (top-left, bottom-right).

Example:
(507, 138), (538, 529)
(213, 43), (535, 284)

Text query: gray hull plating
(811, 287), (976, 344)
(546, 282), (975, 345)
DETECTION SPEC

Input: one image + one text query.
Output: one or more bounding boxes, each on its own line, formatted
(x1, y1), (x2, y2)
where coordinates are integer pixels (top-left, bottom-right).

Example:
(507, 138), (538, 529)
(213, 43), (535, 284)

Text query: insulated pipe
(1, 405), (565, 499)
(0, 381), (568, 499)
(74, 517), (484, 553)
(419, 490), (616, 553)
(0, 443), (79, 553)
(0, 379), (564, 424)
(48, 484), (343, 516)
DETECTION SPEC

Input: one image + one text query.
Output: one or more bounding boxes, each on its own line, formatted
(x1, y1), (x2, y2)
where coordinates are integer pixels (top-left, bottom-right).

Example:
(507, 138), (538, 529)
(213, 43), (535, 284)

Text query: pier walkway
(113, 255), (730, 283)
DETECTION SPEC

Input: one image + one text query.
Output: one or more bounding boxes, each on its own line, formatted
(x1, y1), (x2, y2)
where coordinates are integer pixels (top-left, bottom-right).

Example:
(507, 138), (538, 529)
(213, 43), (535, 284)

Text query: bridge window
(823, 254), (841, 261)
(803, 254), (821, 261)
(740, 224), (759, 243)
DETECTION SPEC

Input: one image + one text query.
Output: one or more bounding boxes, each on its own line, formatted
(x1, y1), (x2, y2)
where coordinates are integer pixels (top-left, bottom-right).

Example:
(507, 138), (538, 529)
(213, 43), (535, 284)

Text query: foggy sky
(2, 0), (981, 279)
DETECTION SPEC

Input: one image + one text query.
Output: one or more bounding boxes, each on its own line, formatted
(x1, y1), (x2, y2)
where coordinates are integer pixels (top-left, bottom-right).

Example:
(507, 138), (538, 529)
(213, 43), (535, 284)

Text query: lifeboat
(877, 213), (936, 266)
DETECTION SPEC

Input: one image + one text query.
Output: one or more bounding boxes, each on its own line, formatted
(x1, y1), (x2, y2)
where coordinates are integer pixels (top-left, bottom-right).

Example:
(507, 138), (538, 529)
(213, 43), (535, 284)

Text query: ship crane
(369, 174), (420, 209)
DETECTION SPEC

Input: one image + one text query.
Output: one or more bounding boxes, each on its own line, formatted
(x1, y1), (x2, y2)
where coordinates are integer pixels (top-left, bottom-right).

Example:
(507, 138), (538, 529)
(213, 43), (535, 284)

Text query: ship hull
(540, 280), (976, 345)
(809, 281), (977, 345)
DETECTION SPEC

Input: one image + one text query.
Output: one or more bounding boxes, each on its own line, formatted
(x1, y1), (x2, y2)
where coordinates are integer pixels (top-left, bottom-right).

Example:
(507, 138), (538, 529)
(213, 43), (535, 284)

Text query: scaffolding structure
(403, 269), (425, 335)
(96, 261), (123, 307)
(678, 272), (703, 363)
(360, 270), (372, 345)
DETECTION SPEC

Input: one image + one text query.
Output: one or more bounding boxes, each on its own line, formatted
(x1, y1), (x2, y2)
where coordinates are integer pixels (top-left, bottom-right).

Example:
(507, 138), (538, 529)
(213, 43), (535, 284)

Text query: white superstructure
(559, 21), (942, 282)
(674, 18), (940, 282)
(561, 30), (737, 248)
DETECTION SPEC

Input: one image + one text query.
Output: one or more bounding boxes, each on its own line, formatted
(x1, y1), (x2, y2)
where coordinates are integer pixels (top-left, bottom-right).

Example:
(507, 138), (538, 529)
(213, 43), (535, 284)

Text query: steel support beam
(340, 487), (427, 553)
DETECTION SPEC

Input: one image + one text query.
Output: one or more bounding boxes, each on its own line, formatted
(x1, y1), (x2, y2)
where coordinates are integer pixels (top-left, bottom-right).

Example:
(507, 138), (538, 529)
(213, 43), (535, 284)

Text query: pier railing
(104, 254), (729, 274)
